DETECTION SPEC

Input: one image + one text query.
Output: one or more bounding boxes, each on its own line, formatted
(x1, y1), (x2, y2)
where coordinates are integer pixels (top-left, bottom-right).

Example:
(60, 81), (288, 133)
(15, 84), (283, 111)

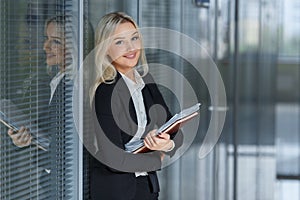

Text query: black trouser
(133, 176), (159, 200)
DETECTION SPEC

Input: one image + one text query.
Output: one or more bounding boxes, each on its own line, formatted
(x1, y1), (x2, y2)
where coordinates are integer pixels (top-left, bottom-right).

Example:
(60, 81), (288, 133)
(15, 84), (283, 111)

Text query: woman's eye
(132, 36), (139, 41)
(115, 40), (123, 45)
(52, 40), (62, 45)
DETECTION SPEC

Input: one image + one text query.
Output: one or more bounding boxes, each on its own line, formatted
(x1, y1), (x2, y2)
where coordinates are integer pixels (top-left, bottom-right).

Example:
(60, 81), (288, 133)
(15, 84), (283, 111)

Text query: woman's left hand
(144, 129), (174, 152)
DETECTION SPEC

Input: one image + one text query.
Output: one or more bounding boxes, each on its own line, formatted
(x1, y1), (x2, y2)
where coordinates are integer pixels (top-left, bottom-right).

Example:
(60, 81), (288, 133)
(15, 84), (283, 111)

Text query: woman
(89, 12), (182, 200)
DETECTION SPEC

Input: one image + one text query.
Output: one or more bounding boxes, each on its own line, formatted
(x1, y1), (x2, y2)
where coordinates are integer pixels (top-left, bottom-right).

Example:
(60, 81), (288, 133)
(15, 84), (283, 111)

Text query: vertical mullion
(232, 0), (239, 199)
(77, 0), (84, 199)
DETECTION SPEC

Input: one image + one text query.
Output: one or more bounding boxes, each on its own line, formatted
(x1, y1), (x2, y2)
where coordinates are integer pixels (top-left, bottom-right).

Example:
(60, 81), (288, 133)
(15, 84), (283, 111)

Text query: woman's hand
(144, 129), (175, 152)
(7, 126), (32, 147)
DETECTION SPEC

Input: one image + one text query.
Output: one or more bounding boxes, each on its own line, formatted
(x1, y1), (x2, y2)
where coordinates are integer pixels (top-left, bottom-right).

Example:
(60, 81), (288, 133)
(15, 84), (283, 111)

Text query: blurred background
(0, 0), (299, 199)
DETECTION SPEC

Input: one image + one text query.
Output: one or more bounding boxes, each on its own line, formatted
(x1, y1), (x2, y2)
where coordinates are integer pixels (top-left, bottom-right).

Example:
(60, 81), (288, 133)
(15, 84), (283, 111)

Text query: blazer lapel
(113, 72), (160, 139)
(113, 73), (138, 141)
(141, 84), (157, 137)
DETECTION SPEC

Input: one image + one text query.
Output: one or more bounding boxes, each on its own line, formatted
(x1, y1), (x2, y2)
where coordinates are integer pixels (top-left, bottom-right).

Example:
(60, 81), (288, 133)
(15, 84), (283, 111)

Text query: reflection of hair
(44, 14), (78, 80)
(90, 12), (148, 102)
(45, 15), (66, 31)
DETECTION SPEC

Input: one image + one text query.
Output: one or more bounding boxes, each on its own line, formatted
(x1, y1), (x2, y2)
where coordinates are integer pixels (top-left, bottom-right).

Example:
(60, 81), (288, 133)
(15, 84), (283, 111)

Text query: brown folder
(133, 111), (199, 154)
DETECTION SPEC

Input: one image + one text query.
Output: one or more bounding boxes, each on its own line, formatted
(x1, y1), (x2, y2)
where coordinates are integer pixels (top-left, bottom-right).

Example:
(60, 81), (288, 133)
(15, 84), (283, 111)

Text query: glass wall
(0, 0), (299, 200)
(275, 0), (300, 199)
(85, 0), (300, 199)
(0, 0), (82, 199)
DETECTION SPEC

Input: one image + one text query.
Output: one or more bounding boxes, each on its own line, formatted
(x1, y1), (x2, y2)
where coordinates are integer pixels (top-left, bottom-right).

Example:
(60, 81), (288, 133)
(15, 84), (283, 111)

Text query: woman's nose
(125, 41), (135, 51)
(43, 39), (50, 51)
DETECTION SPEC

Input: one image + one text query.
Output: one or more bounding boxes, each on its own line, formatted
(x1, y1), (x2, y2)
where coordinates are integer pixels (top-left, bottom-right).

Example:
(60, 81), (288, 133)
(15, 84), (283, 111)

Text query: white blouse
(49, 71), (65, 104)
(120, 70), (148, 177)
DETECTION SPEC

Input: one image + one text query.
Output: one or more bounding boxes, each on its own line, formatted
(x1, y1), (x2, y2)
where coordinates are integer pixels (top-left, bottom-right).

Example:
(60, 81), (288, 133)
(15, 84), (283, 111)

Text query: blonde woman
(89, 12), (183, 200)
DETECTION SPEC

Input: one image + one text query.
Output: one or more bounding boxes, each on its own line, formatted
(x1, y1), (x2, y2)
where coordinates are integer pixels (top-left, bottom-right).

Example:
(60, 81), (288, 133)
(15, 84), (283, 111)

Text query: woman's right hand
(7, 126), (32, 147)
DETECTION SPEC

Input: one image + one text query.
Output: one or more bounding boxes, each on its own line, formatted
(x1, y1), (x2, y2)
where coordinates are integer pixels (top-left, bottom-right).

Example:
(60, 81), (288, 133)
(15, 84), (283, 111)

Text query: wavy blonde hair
(90, 12), (148, 104)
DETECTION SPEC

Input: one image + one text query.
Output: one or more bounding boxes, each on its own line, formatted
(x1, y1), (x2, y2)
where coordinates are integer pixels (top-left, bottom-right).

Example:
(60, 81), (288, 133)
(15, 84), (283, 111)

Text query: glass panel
(276, 180), (300, 200)
(275, 0), (300, 199)
(83, 1), (300, 200)
(276, 104), (300, 175)
(233, 0), (279, 199)
(0, 0), (79, 199)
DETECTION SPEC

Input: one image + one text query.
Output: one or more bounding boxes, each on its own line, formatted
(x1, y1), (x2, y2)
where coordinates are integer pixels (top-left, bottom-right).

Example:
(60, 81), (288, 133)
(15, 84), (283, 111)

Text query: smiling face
(43, 22), (65, 69)
(107, 22), (141, 75)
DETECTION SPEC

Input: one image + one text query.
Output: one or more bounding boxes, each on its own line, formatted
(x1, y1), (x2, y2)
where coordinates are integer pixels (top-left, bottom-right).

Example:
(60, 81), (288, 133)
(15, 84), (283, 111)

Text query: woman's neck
(118, 69), (136, 83)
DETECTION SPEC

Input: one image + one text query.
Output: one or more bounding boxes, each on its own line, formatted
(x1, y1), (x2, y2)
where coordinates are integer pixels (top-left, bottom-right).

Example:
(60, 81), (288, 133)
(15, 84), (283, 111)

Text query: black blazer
(89, 72), (183, 200)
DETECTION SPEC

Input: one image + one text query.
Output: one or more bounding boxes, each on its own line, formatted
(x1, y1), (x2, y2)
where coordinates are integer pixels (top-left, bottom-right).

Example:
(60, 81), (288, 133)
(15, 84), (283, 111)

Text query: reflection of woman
(89, 12), (182, 200)
(7, 15), (72, 147)
(6, 15), (74, 196)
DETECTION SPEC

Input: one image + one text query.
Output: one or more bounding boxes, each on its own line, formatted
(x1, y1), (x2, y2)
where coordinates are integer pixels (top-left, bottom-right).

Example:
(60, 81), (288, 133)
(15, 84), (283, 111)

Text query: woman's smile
(123, 51), (138, 59)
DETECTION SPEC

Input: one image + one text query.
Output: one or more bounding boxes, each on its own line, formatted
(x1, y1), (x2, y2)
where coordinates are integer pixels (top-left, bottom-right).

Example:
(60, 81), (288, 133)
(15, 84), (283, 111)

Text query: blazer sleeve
(93, 82), (162, 173)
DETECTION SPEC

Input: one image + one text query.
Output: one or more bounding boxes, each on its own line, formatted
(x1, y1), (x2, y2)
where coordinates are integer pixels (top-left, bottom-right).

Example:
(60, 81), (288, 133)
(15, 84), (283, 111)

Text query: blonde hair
(90, 12), (148, 104)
